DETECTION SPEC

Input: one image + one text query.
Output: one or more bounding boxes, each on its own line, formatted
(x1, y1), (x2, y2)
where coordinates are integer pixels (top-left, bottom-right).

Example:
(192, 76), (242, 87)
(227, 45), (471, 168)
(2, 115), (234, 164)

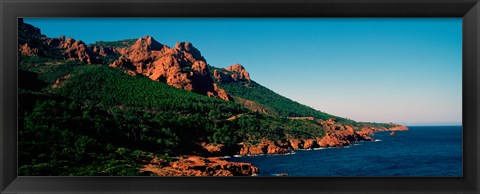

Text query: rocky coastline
(141, 156), (259, 176)
(144, 118), (408, 176)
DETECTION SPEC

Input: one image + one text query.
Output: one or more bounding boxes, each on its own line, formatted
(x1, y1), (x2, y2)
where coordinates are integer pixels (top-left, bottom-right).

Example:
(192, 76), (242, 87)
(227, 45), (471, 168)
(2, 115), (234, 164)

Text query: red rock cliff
(46, 36), (100, 64)
(18, 20), (106, 64)
(213, 64), (251, 83)
(239, 139), (291, 155)
(110, 36), (230, 101)
(142, 156), (258, 176)
(238, 118), (382, 155)
(387, 124), (409, 131)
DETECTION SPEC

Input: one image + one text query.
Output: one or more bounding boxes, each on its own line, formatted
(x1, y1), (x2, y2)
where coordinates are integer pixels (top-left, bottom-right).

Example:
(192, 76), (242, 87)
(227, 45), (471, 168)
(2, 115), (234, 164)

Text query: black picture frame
(1, 0), (479, 193)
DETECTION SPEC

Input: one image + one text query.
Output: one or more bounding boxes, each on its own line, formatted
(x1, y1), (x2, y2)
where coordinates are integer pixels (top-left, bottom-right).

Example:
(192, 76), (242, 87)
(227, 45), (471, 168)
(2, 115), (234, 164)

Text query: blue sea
(227, 126), (462, 176)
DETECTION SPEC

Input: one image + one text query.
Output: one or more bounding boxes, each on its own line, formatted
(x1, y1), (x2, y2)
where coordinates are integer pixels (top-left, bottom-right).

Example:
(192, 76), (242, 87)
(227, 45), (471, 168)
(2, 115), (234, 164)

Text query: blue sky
(24, 18), (462, 126)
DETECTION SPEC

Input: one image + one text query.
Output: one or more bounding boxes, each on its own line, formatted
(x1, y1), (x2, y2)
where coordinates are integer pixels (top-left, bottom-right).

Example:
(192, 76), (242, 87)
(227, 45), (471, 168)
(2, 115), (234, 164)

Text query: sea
(227, 126), (462, 176)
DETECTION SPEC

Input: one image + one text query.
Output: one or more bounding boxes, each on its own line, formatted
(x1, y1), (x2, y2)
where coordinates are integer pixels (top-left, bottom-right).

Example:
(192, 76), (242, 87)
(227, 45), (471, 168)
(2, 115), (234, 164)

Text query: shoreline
(143, 120), (408, 176)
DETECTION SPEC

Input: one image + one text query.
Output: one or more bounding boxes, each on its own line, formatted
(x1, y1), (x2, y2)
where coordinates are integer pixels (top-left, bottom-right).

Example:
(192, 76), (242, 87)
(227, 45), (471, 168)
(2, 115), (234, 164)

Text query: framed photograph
(1, 0), (479, 193)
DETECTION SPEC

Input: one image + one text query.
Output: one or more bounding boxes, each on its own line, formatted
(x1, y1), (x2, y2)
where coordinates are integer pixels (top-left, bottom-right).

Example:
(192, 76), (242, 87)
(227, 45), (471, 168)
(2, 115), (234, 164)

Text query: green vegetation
(19, 101), (156, 175)
(19, 56), (85, 84)
(98, 53), (122, 65)
(215, 76), (356, 126)
(18, 57), (330, 175)
(357, 122), (396, 129)
(208, 66), (360, 126)
(220, 80), (330, 118)
(89, 39), (137, 48)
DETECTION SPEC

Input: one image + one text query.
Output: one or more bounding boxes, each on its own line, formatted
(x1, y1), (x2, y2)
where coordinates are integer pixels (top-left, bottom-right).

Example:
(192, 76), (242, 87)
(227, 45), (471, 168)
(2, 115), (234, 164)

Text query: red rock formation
(318, 133), (350, 147)
(91, 45), (116, 56)
(18, 21), (112, 64)
(289, 139), (304, 150)
(18, 19), (49, 57)
(142, 156), (258, 176)
(303, 139), (319, 149)
(64, 39), (99, 64)
(226, 64), (251, 81)
(356, 127), (375, 140)
(286, 138), (319, 150)
(175, 42), (205, 61)
(240, 139), (290, 155)
(388, 125), (409, 131)
(210, 83), (230, 101)
(234, 119), (406, 156)
(204, 144), (223, 153)
(213, 64), (251, 83)
(19, 21), (230, 100)
(110, 36), (230, 101)
(316, 118), (373, 147)
(213, 69), (232, 83)
(44, 36), (100, 64)
(19, 43), (40, 56)
(236, 118), (408, 155)
(111, 55), (135, 70)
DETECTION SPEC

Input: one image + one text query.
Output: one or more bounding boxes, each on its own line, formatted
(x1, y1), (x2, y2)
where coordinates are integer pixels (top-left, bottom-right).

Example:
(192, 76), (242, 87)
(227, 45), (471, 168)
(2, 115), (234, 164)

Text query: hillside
(89, 39), (137, 48)
(17, 20), (406, 176)
(18, 58), (329, 175)
(210, 65), (358, 125)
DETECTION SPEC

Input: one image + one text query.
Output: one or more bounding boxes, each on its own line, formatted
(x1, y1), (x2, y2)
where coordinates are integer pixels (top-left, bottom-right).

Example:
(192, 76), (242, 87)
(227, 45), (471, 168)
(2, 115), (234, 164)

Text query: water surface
(227, 126), (462, 176)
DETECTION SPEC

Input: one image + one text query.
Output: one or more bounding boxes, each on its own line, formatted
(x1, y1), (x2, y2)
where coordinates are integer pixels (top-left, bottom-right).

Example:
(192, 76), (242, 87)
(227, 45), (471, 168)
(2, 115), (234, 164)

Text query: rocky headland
(233, 118), (408, 156)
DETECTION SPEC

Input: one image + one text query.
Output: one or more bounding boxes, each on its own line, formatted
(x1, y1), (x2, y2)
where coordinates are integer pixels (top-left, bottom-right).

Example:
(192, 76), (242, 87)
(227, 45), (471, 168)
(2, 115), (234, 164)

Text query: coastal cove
(227, 126), (462, 176)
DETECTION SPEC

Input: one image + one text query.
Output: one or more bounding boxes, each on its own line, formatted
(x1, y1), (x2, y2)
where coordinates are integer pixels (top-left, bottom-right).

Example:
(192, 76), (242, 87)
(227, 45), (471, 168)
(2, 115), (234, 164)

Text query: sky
(24, 18), (462, 126)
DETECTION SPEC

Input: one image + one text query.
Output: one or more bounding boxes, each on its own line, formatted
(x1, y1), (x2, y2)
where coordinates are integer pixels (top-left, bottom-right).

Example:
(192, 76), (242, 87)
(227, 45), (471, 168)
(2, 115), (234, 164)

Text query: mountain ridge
(109, 35), (231, 101)
(18, 20), (407, 176)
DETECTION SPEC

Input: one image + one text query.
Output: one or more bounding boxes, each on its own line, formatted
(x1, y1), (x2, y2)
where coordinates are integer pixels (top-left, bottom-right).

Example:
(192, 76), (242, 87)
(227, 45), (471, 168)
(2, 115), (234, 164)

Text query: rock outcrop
(18, 19), (109, 64)
(142, 156), (258, 176)
(387, 124), (409, 131)
(317, 118), (373, 147)
(226, 64), (251, 81)
(213, 64), (251, 83)
(90, 45), (116, 56)
(239, 139), (291, 155)
(303, 139), (319, 149)
(19, 43), (41, 56)
(18, 21), (233, 101)
(289, 138), (319, 150)
(238, 118), (390, 155)
(212, 83), (230, 101)
(200, 142), (241, 156)
(45, 36), (100, 64)
(175, 42), (206, 61)
(110, 36), (230, 101)
(18, 19), (49, 57)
